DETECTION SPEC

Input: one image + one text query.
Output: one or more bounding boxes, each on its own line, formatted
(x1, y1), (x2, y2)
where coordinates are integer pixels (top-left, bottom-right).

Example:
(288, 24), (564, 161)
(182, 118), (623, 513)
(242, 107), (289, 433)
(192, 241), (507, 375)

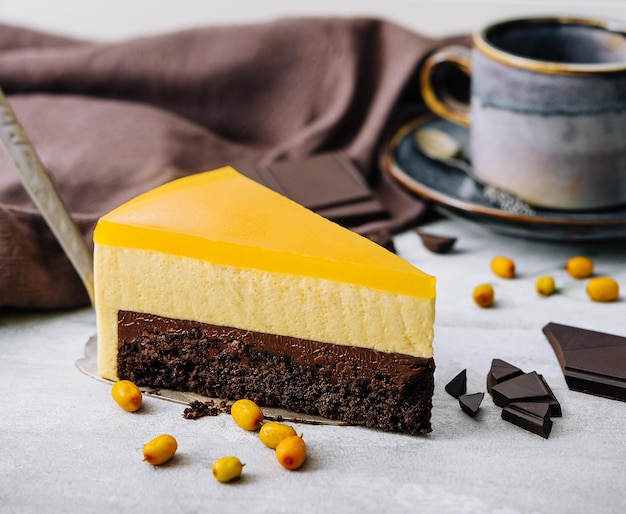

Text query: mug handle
(419, 45), (471, 127)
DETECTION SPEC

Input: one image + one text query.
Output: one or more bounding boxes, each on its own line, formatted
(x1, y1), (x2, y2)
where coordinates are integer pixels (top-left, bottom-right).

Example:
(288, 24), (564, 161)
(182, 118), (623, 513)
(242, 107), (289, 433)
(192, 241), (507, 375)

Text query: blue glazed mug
(420, 16), (626, 211)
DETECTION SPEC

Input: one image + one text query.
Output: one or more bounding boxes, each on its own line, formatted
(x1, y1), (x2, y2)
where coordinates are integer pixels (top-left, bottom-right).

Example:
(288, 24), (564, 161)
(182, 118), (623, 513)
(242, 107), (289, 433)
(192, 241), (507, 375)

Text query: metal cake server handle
(0, 87), (95, 306)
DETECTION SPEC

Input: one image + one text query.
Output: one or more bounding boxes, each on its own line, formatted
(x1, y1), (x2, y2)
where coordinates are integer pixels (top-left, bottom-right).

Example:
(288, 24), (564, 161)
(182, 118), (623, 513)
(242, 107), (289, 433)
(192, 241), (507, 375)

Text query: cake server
(0, 87), (95, 305)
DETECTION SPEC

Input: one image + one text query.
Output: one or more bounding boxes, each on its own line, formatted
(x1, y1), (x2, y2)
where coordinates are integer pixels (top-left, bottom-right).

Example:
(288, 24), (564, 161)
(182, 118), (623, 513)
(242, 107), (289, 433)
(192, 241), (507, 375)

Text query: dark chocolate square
(491, 372), (553, 409)
(243, 153), (388, 226)
(502, 402), (552, 439)
(487, 358), (524, 393)
(459, 392), (484, 417)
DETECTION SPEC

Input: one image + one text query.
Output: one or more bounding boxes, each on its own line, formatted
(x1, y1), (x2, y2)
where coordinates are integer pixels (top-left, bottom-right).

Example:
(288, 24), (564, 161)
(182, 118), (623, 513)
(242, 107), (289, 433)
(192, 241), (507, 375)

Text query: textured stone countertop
(2, 217), (625, 514)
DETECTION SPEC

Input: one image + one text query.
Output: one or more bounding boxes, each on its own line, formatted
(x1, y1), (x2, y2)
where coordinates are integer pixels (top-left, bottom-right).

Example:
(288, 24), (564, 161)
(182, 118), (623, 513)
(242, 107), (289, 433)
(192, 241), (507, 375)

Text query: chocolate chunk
(445, 369), (467, 398)
(316, 199), (390, 229)
(537, 374), (562, 417)
(543, 322), (626, 402)
(487, 359), (524, 393)
(416, 230), (457, 254)
(244, 153), (389, 227)
(459, 392), (484, 417)
(501, 402), (552, 439)
(491, 372), (559, 414)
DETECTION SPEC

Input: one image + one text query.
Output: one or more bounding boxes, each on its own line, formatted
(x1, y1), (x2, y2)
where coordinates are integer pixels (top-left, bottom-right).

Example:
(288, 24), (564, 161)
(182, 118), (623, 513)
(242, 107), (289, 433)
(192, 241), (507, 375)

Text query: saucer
(381, 116), (626, 241)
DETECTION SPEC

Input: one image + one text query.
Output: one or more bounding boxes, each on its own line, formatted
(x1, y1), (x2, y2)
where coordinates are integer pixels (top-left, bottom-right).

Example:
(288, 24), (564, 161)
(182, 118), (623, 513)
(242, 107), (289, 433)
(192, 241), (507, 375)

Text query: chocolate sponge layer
(117, 310), (434, 434)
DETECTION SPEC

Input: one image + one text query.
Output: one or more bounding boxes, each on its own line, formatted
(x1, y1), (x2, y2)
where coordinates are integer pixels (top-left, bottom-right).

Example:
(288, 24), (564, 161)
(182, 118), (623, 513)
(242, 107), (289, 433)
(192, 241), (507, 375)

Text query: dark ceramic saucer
(381, 116), (626, 241)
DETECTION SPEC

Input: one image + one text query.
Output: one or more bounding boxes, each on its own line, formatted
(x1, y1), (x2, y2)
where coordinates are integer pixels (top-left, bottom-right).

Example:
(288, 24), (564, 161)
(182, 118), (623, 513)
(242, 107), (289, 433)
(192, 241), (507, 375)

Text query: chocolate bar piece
(537, 374), (562, 417)
(416, 230), (457, 254)
(316, 198), (389, 228)
(459, 392), (484, 417)
(491, 371), (561, 417)
(501, 402), (553, 439)
(445, 369), (467, 398)
(543, 322), (626, 402)
(244, 153), (388, 227)
(487, 359), (524, 393)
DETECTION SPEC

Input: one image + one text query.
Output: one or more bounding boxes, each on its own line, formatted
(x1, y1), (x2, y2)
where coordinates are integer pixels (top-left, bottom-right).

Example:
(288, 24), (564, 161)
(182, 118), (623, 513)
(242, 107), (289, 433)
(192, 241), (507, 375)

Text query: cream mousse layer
(94, 167), (436, 381)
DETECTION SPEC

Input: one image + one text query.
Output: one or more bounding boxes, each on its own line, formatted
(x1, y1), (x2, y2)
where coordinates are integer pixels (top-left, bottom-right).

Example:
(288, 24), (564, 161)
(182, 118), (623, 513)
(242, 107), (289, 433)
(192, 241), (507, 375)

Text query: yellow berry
(535, 275), (556, 296)
(143, 434), (178, 466)
(231, 399), (264, 431)
(111, 380), (142, 412)
(259, 422), (297, 449)
(212, 456), (244, 483)
(275, 434), (307, 470)
(472, 283), (494, 308)
(566, 256), (594, 279)
(490, 256), (515, 279)
(586, 277), (619, 302)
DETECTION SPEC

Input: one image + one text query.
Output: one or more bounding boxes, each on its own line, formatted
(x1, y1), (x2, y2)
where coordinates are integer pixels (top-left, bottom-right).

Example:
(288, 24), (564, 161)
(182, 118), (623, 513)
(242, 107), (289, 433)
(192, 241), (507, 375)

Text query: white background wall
(1, 0), (625, 40)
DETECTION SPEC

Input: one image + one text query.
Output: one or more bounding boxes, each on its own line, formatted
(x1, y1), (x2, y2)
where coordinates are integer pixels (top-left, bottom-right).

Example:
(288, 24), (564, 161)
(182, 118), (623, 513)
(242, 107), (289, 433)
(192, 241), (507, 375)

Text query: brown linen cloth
(0, 17), (467, 310)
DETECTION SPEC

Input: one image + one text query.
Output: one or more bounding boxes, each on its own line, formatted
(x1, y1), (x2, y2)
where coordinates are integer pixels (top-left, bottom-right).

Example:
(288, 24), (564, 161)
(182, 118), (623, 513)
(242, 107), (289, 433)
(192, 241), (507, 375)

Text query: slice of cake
(94, 166), (436, 434)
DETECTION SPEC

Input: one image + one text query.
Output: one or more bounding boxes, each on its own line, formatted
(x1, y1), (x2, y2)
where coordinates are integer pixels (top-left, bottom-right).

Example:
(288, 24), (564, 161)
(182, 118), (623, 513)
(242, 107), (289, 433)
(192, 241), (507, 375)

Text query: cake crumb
(183, 400), (228, 419)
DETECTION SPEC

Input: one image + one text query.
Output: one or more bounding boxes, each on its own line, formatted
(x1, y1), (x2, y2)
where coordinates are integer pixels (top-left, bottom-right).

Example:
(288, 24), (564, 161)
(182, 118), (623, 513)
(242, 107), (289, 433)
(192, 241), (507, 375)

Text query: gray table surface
(2, 217), (625, 514)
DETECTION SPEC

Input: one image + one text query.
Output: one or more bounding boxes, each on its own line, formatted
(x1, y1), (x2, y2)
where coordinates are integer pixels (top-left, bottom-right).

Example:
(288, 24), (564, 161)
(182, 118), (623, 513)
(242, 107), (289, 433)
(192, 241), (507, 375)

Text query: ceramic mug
(420, 16), (626, 211)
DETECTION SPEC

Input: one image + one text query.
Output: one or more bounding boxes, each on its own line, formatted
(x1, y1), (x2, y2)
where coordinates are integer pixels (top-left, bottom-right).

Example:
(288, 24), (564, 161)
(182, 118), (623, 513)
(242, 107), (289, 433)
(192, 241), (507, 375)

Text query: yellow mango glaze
(94, 167), (436, 380)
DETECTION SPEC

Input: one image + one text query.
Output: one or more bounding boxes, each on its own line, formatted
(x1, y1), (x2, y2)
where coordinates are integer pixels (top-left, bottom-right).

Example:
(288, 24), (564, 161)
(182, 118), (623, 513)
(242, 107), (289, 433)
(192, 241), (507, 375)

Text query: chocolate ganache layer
(117, 311), (434, 434)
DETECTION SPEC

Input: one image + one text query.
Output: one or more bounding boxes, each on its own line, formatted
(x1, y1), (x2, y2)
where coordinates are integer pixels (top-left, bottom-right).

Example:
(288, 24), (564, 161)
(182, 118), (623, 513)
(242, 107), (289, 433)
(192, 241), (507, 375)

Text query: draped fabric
(0, 18), (466, 309)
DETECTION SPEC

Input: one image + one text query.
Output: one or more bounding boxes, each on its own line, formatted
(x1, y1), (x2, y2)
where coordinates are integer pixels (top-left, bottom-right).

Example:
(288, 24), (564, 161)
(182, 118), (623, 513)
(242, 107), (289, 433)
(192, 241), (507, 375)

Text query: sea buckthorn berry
(472, 283), (494, 308)
(586, 277), (619, 302)
(535, 275), (556, 296)
(212, 456), (244, 483)
(231, 399), (264, 431)
(259, 422), (297, 449)
(111, 380), (142, 412)
(566, 256), (594, 279)
(143, 434), (178, 466)
(490, 256), (516, 279)
(275, 434), (307, 470)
